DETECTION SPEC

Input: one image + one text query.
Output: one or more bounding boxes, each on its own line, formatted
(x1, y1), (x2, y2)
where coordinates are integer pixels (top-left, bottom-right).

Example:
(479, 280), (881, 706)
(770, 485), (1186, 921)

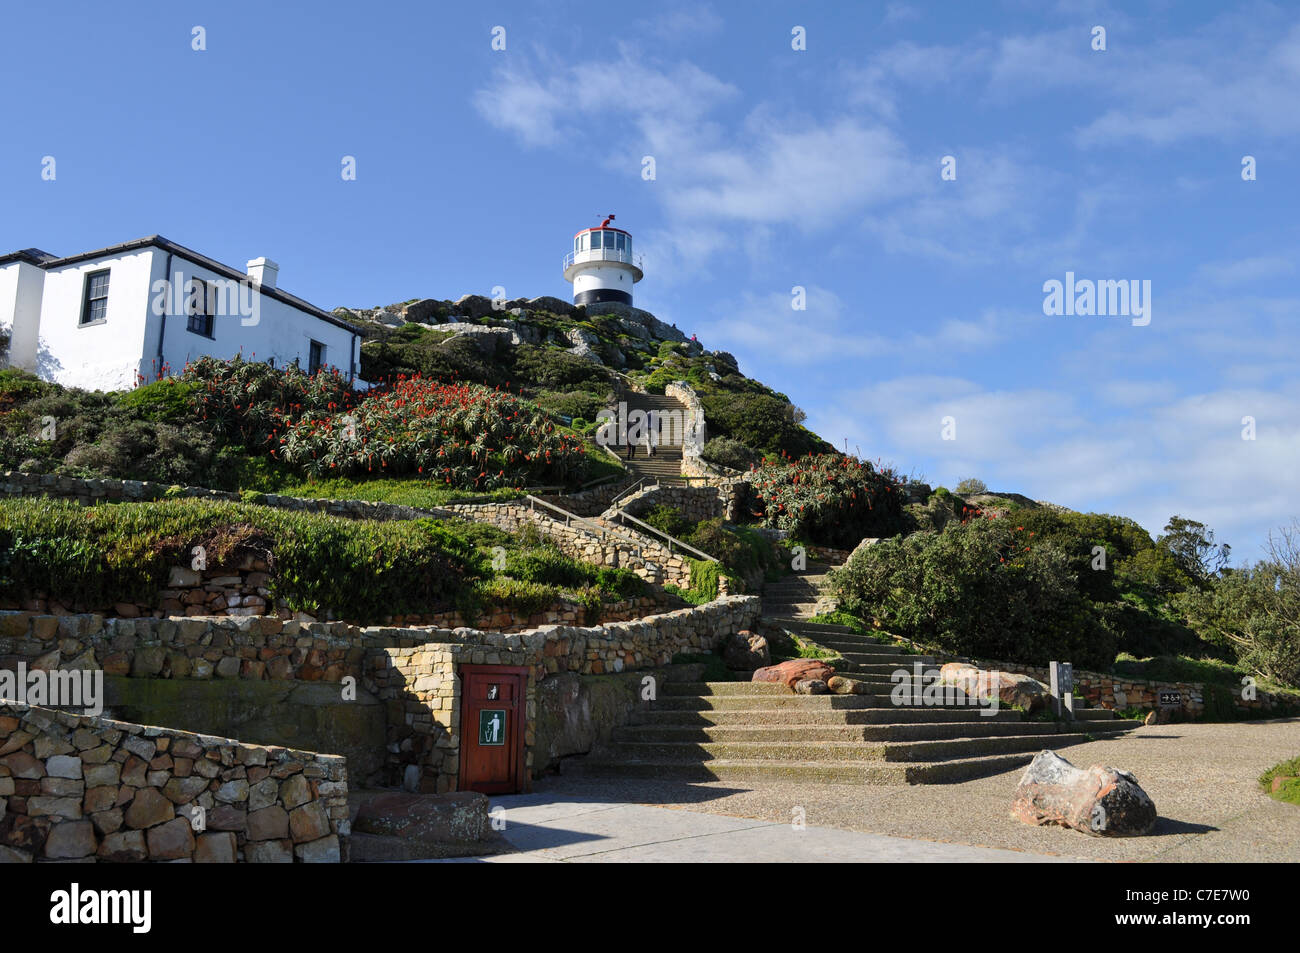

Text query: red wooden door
(458, 666), (528, 794)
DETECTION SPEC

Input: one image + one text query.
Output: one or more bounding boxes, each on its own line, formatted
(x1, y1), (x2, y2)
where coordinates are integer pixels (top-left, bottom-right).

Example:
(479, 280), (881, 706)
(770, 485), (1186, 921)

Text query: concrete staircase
(617, 392), (687, 486)
(564, 681), (1139, 784)
(563, 562), (1141, 785)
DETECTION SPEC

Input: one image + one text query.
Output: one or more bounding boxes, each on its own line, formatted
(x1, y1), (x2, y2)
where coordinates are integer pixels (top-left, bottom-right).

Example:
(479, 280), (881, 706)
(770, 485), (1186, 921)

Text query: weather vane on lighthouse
(563, 213), (644, 307)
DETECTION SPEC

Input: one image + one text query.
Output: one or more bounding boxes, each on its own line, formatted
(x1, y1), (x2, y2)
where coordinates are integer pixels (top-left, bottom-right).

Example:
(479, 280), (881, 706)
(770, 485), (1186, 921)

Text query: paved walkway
(429, 794), (1083, 862)
(429, 718), (1300, 863)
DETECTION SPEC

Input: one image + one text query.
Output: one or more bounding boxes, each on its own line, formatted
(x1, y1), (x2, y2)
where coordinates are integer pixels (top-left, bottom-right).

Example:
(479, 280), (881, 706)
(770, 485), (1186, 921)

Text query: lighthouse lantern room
(562, 214), (644, 307)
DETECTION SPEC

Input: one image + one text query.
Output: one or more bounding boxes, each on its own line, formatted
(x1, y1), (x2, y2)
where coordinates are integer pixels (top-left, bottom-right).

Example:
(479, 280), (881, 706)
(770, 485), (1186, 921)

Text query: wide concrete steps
(564, 752), (1048, 785)
(613, 719), (1136, 744)
(567, 679), (1140, 785)
(630, 706), (1029, 726)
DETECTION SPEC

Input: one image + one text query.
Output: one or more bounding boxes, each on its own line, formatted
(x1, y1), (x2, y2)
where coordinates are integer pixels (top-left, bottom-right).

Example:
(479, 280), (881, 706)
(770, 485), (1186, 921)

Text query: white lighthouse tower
(562, 214), (644, 307)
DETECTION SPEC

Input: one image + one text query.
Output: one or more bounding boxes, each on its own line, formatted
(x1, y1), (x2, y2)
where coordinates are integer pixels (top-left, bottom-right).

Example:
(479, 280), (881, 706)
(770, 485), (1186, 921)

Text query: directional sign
(478, 709), (506, 746)
(1158, 691), (1182, 709)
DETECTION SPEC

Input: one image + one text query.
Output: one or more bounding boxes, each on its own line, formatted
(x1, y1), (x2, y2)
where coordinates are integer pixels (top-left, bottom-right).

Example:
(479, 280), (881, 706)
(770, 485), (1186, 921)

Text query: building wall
(0, 261), (45, 371)
(572, 263), (636, 299)
(144, 255), (359, 383)
(35, 250), (156, 390)
(4, 244), (359, 392)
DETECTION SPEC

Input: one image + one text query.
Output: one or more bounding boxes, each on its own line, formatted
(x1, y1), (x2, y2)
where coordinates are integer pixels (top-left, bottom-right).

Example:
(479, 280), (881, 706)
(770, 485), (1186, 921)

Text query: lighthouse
(562, 214), (644, 307)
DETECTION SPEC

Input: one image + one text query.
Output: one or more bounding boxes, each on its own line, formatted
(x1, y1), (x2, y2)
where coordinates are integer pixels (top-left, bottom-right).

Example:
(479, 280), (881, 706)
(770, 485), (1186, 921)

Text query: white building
(0, 235), (362, 392)
(562, 215), (644, 307)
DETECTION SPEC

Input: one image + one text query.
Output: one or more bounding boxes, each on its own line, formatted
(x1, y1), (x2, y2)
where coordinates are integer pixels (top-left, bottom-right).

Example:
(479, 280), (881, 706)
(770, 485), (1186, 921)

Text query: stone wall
(363, 595), (760, 792)
(606, 484), (723, 523)
(1, 594), (761, 792)
(923, 649), (1295, 719)
(4, 558), (669, 629)
(0, 701), (348, 863)
(446, 500), (694, 588)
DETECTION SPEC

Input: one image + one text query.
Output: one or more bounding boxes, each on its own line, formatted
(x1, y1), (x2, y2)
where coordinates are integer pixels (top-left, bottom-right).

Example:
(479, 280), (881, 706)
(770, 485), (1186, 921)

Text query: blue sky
(3, 1), (1298, 560)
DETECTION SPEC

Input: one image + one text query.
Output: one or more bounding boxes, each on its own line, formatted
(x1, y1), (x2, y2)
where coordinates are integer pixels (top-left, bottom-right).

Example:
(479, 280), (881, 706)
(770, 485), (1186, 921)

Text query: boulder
(1011, 750), (1157, 837)
(353, 792), (488, 846)
(451, 293), (497, 320)
(938, 663), (1049, 712)
(794, 679), (828, 695)
(826, 675), (871, 695)
(722, 630), (770, 671)
(752, 659), (835, 690)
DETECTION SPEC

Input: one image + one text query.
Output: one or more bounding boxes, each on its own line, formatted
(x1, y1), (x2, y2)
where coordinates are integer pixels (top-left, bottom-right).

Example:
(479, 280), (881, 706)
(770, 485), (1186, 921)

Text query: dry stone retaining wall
(1, 594), (760, 792)
(922, 651), (1293, 718)
(446, 500), (693, 588)
(0, 701), (348, 863)
(607, 484), (723, 523)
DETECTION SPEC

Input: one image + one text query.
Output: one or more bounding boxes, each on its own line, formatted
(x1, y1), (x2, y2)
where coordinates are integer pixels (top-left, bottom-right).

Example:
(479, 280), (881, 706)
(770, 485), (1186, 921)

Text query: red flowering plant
(274, 376), (589, 489)
(747, 453), (906, 548)
(182, 355), (355, 452)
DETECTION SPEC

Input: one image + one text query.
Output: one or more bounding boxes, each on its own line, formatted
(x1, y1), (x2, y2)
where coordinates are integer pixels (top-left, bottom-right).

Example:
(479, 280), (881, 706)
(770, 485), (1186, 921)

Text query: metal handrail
(609, 476), (657, 509)
(606, 508), (719, 563)
(562, 249), (644, 270)
(523, 495), (647, 553)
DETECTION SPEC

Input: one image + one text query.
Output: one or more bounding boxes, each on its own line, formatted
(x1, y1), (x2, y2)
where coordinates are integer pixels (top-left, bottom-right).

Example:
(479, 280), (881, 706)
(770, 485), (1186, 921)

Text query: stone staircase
(564, 562), (1142, 785)
(617, 392), (688, 486)
(563, 681), (1138, 784)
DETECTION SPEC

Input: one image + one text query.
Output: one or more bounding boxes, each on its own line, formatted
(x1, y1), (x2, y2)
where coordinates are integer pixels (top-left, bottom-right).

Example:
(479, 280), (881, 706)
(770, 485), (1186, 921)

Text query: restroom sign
(479, 709), (506, 746)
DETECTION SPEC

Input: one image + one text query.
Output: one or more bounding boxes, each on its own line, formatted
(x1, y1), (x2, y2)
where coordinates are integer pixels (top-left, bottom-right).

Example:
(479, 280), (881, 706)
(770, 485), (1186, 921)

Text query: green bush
(954, 478), (987, 495)
(0, 497), (470, 623)
(700, 436), (758, 472)
(748, 454), (906, 548)
(828, 518), (1119, 670)
(641, 504), (694, 540)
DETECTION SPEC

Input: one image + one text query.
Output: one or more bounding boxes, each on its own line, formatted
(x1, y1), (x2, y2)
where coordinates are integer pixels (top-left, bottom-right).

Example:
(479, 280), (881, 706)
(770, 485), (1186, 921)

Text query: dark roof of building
(0, 248), (57, 266)
(0, 236), (357, 335)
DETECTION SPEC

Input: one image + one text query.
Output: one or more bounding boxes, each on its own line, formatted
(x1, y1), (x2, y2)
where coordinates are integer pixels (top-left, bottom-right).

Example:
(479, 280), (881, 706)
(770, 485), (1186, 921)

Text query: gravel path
(529, 718), (1300, 862)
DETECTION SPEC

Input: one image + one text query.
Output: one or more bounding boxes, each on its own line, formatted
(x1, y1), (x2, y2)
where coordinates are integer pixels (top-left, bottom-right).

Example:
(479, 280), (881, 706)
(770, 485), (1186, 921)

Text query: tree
(955, 477), (987, 495)
(1158, 516), (1230, 585)
(1174, 520), (1300, 688)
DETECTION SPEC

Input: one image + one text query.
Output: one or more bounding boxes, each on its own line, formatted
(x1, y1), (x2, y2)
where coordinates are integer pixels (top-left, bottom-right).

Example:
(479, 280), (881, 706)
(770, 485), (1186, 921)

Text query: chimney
(246, 257), (279, 289)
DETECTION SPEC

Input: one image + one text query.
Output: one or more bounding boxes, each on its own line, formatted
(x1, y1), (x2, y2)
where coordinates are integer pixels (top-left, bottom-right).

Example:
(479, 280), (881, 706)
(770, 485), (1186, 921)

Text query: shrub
(0, 498), (470, 623)
(828, 518), (1119, 670)
(954, 477), (987, 495)
(272, 376), (591, 489)
(701, 436), (757, 472)
(748, 453), (906, 548)
(641, 504), (694, 540)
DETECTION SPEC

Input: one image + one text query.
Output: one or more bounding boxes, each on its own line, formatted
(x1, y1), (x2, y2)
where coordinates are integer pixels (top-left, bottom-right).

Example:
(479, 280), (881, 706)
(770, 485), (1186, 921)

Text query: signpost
(1050, 661), (1074, 719)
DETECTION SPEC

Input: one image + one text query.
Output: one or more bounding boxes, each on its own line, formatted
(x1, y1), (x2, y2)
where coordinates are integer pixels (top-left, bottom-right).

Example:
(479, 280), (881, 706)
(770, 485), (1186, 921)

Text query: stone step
(629, 706), (1030, 726)
(563, 751), (1056, 785)
(649, 692), (991, 711)
(612, 719), (1137, 744)
(592, 730), (1116, 767)
(763, 618), (859, 635)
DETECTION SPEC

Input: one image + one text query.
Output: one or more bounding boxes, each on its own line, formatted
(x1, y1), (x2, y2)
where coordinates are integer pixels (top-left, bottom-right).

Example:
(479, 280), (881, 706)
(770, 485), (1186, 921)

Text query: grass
(1259, 756), (1300, 806)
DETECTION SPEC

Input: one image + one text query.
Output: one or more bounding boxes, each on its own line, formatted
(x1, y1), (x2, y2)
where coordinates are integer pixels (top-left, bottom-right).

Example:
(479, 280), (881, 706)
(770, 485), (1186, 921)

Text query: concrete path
(425, 793), (1085, 863)
(516, 719), (1300, 863)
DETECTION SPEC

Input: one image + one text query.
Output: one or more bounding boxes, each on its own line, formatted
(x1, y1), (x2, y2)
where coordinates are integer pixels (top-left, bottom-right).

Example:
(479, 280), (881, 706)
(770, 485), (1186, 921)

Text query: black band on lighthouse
(574, 289), (632, 306)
